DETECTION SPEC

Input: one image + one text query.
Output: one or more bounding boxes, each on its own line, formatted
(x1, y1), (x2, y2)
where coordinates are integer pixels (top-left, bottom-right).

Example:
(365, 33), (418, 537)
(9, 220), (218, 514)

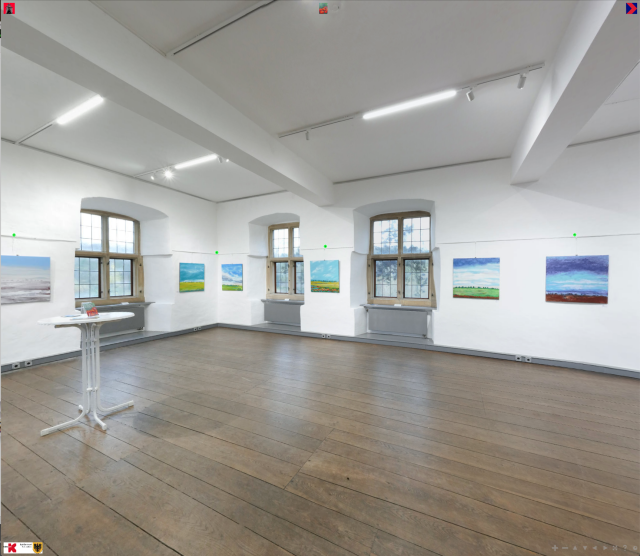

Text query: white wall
(3, 135), (638, 372)
(1, 143), (217, 365)
(217, 134), (640, 371)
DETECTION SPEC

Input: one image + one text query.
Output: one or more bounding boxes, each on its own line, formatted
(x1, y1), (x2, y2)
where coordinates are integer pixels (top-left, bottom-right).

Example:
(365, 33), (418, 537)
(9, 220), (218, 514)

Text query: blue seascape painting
(545, 255), (608, 304)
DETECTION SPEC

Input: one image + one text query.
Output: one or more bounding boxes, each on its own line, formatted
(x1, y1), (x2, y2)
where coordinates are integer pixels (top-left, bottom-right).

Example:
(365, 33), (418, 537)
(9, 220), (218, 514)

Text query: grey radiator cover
(366, 305), (430, 338)
(98, 304), (146, 335)
(262, 300), (302, 325)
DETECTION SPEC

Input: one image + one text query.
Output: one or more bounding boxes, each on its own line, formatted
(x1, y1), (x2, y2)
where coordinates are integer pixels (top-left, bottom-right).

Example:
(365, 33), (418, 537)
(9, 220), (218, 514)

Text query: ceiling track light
(164, 169), (174, 179)
(517, 72), (529, 90)
(277, 62), (544, 138)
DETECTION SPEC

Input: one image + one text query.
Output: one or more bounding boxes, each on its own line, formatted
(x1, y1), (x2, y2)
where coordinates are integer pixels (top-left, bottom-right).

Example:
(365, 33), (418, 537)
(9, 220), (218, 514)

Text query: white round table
(38, 312), (135, 436)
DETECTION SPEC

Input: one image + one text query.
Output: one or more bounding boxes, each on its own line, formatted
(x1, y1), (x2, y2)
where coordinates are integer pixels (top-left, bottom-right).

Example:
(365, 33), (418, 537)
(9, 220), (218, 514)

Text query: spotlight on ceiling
(517, 72), (528, 90)
(56, 96), (104, 125)
(150, 175), (155, 180)
(174, 154), (218, 170)
(164, 169), (174, 179)
(225, 159), (229, 162)
(466, 88), (475, 102)
(363, 90), (457, 120)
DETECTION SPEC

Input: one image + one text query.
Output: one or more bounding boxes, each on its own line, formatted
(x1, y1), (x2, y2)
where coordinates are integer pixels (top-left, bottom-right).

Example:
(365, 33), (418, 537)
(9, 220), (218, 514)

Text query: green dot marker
(215, 251), (218, 254)
(572, 233), (576, 237)
(323, 244), (327, 249)
(12, 233), (16, 237)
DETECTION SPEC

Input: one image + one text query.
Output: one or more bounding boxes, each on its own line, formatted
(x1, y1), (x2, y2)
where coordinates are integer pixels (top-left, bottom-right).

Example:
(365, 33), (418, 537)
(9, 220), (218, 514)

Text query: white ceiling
(1, 47), (282, 202)
(96, 0), (585, 182)
(93, 0), (263, 55)
(571, 64), (640, 145)
(6, 1), (637, 196)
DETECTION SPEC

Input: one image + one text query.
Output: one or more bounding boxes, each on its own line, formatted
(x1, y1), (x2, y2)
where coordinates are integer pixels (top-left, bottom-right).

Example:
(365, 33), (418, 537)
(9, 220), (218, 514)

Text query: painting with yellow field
(310, 260), (339, 293)
(179, 262), (205, 292)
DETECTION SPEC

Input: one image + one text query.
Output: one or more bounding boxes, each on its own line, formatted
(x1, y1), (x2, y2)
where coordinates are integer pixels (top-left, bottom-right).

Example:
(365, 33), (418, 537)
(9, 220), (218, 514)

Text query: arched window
(266, 222), (303, 300)
(75, 210), (144, 305)
(368, 211), (435, 307)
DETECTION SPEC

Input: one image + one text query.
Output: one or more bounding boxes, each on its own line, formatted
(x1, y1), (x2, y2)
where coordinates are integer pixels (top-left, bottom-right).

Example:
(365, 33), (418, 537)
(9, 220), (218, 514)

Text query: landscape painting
(222, 264), (243, 291)
(546, 255), (608, 304)
(1, 255), (51, 304)
(179, 262), (205, 292)
(310, 260), (339, 293)
(453, 257), (500, 300)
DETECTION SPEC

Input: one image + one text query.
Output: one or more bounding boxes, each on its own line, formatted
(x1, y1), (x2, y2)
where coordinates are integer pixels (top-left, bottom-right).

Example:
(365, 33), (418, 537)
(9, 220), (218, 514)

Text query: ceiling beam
(511, 0), (639, 185)
(5, 2), (334, 206)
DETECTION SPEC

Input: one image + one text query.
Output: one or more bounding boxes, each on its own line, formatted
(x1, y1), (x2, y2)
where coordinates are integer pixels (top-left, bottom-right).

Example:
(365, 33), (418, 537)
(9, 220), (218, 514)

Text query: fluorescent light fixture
(174, 154), (218, 170)
(363, 90), (456, 120)
(164, 170), (174, 179)
(56, 96), (104, 125)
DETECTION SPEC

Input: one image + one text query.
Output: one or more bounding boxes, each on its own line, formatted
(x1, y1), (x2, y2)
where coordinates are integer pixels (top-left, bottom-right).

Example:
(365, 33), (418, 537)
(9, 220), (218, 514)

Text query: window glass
(293, 227), (301, 258)
(295, 261), (304, 294)
(110, 258), (133, 297)
(272, 228), (289, 258)
(373, 219), (398, 255)
(75, 257), (100, 298)
(403, 217), (430, 254)
(275, 262), (289, 293)
(108, 217), (135, 254)
(404, 259), (429, 298)
(80, 213), (102, 252)
(375, 260), (397, 297)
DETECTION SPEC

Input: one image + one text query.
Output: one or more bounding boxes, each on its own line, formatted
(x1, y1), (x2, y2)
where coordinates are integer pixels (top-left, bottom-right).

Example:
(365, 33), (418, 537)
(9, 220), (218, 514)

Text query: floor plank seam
(232, 393), (640, 490)
(317, 442), (640, 539)
(125, 445), (367, 556)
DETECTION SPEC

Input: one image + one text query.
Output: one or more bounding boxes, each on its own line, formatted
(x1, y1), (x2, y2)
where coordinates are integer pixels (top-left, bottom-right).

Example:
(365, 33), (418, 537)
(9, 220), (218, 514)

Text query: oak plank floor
(2, 328), (639, 556)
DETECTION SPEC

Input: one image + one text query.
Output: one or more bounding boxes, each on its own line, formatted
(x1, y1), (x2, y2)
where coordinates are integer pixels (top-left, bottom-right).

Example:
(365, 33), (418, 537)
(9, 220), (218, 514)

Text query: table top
(38, 312), (136, 326)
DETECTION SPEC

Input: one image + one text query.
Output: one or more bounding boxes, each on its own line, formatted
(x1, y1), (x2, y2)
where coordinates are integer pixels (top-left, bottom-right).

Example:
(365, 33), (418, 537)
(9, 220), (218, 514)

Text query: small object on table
(37, 312), (136, 436)
(81, 301), (99, 317)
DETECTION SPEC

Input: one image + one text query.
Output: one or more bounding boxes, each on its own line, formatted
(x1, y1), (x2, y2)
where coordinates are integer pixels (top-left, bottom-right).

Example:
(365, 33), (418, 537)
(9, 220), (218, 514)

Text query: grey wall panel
(368, 308), (428, 337)
(264, 302), (301, 325)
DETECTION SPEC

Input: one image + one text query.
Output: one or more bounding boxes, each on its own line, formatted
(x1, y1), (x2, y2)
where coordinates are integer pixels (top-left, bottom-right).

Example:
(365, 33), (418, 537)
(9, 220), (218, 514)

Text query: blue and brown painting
(453, 258), (500, 300)
(546, 255), (608, 304)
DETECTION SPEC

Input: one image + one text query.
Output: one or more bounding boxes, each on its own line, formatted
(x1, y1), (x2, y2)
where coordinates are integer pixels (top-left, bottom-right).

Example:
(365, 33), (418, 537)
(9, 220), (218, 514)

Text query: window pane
(293, 227), (301, 258)
(110, 258), (133, 297)
(272, 229), (289, 258)
(108, 217), (136, 254)
(372, 219), (398, 255)
(295, 261), (304, 294)
(374, 260), (397, 298)
(79, 214), (102, 252)
(403, 216), (430, 254)
(275, 262), (289, 293)
(404, 259), (429, 299)
(75, 257), (100, 299)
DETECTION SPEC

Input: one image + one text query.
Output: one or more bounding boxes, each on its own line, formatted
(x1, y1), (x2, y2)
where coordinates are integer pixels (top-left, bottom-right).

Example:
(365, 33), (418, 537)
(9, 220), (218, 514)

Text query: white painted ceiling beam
(5, 2), (334, 206)
(511, 0), (639, 185)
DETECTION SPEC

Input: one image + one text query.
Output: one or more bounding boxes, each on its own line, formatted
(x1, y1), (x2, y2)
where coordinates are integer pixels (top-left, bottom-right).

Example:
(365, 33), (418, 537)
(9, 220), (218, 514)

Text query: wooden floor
(2, 328), (639, 556)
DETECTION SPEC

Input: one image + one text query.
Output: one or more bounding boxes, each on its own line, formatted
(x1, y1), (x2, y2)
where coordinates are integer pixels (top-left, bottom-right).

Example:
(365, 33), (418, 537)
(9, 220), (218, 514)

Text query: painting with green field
(310, 260), (339, 293)
(222, 263), (243, 291)
(179, 263), (205, 292)
(453, 258), (499, 300)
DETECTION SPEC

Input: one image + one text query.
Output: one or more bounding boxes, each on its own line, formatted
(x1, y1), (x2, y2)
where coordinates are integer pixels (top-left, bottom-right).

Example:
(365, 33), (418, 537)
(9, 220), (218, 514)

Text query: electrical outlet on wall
(515, 355), (522, 361)
(11, 363), (20, 370)
(525, 356), (532, 363)
(24, 360), (33, 367)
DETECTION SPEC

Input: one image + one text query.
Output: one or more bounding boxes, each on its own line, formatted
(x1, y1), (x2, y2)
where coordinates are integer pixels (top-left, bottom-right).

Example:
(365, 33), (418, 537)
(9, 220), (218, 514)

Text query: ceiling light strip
(277, 62), (544, 137)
